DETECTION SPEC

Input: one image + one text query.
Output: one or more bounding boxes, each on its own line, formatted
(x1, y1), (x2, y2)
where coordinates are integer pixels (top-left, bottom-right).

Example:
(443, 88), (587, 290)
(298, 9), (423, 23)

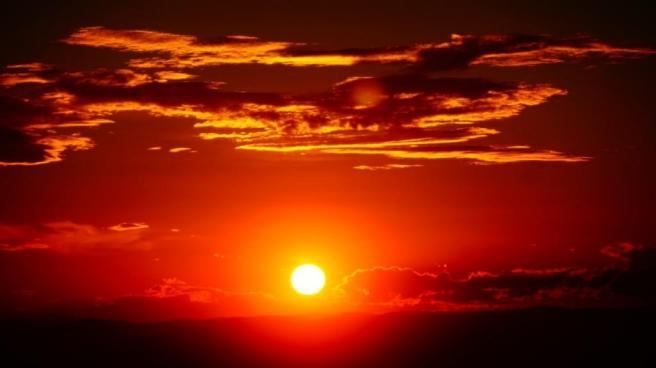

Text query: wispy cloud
(109, 222), (150, 232)
(0, 221), (153, 252)
(168, 147), (195, 153)
(3, 28), (650, 167)
(354, 163), (424, 171)
(62, 27), (654, 70)
(0, 68), (586, 166)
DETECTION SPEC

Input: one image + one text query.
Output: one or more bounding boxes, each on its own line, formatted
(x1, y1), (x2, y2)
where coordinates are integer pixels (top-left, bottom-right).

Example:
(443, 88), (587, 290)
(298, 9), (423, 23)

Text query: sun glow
(291, 264), (326, 295)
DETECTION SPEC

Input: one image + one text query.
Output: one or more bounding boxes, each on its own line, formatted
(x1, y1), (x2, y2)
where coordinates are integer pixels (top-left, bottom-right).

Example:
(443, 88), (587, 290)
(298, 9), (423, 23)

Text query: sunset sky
(1, 0), (655, 321)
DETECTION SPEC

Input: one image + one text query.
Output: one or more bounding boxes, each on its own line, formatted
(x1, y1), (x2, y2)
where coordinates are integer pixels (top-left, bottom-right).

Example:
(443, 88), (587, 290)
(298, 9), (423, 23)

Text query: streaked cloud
(109, 222), (150, 232)
(62, 26), (409, 68)
(353, 163), (424, 171)
(0, 221), (154, 252)
(3, 28), (651, 167)
(0, 132), (93, 167)
(414, 34), (654, 70)
(0, 68), (586, 166)
(168, 147), (195, 153)
(324, 146), (588, 164)
(62, 27), (654, 70)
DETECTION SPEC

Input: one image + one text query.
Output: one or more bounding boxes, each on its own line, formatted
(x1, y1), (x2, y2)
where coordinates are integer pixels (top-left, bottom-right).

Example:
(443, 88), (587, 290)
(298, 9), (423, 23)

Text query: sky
(1, 0), (656, 320)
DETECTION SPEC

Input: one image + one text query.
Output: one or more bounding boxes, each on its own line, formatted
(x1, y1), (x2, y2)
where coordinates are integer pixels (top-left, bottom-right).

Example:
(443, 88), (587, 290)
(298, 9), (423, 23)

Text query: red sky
(1, 0), (656, 320)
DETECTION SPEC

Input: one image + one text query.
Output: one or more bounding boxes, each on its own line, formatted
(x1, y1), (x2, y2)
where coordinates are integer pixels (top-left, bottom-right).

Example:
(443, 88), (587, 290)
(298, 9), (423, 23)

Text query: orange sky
(1, 1), (656, 320)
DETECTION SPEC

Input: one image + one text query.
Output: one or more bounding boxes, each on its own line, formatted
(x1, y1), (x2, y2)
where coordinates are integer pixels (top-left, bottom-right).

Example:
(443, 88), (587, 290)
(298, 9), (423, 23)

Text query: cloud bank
(2, 27), (652, 167)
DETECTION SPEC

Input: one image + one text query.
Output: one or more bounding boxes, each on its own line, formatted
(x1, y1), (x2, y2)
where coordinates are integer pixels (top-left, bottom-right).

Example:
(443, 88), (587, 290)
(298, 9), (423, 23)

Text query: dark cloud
(294, 34), (656, 71)
(62, 81), (286, 108)
(0, 95), (93, 166)
(0, 125), (50, 164)
(413, 34), (564, 70)
(611, 246), (656, 298)
(337, 243), (656, 309)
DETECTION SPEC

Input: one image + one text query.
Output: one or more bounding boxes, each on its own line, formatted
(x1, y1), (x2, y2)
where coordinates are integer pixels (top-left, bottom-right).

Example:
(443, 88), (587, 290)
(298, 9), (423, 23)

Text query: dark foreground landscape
(3, 308), (655, 367)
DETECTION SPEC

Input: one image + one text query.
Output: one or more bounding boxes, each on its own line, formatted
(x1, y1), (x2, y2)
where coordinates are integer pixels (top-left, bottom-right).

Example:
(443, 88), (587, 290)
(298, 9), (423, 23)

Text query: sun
(291, 264), (326, 295)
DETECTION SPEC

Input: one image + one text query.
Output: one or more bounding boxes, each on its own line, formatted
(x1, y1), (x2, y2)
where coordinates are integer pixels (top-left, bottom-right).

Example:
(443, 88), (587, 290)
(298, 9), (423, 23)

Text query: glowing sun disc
(291, 264), (325, 295)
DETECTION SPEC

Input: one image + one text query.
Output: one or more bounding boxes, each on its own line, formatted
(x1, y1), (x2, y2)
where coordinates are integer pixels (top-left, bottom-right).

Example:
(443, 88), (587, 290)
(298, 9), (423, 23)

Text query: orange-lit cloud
(353, 163), (424, 171)
(307, 146), (588, 164)
(0, 73), (50, 87)
(4, 27), (653, 167)
(168, 147), (195, 153)
(62, 27), (654, 70)
(154, 70), (196, 82)
(0, 133), (94, 167)
(0, 64), (198, 89)
(231, 130), (587, 165)
(6, 29), (650, 167)
(7, 63), (52, 72)
(109, 222), (150, 232)
(62, 26), (415, 68)
(0, 68), (587, 166)
(0, 63), (53, 87)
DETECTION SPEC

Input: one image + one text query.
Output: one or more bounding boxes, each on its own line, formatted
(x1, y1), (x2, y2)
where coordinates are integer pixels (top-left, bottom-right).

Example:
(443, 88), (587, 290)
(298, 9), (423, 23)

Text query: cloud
(154, 70), (195, 82)
(600, 242), (642, 262)
(414, 34), (655, 70)
(168, 147), (195, 153)
(7, 63), (52, 72)
(303, 146), (588, 164)
(0, 95), (95, 167)
(0, 63), (54, 87)
(336, 243), (656, 310)
(0, 129), (93, 167)
(143, 277), (271, 303)
(62, 27), (654, 70)
(0, 64), (195, 89)
(2, 28), (650, 167)
(336, 266), (607, 309)
(0, 73), (50, 87)
(108, 222), (150, 232)
(61, 26), (406, 69)
(0, 221), (153, 252)
(609, 245), (656, 298)
(354, 163), (423, 171)
(85, 278), (281, 321)
(1, 67), (586, 166)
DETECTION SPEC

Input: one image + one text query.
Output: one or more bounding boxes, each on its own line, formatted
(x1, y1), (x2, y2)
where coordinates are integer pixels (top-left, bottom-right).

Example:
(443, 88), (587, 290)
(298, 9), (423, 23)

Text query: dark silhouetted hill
(2, 308), (655, 367)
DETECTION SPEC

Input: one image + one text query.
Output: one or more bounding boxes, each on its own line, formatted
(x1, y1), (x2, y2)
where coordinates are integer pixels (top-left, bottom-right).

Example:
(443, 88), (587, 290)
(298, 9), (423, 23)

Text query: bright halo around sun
(291, 264), (326, 295)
